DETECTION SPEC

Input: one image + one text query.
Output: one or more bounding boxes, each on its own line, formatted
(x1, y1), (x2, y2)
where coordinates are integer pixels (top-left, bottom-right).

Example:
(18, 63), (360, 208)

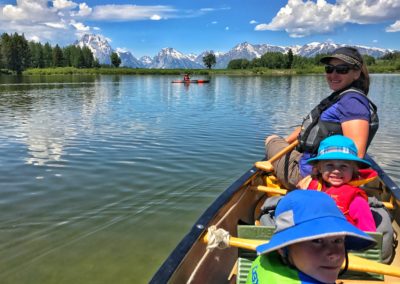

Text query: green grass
(11, 64), (400, 76)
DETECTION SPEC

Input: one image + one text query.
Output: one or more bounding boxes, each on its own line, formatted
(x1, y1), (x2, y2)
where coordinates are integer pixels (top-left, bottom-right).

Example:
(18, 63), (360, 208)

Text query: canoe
(171, 80), (210, 83)
(150, 150), (400, 283)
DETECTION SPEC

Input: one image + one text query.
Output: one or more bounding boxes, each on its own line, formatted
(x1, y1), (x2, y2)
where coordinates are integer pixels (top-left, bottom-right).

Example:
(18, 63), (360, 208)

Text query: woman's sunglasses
(325, 64), (354, 74)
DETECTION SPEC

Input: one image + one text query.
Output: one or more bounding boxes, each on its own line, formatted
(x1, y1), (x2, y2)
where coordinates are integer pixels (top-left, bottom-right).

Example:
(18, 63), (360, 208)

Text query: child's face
(287, 236), (346, 283)
(318, 160), (356, 187)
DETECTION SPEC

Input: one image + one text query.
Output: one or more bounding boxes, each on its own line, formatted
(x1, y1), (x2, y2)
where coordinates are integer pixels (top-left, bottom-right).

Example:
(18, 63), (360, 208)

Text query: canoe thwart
(203, 226), (266, 251)
(203, 226), (400, 278)
(250, 185), (287, 196)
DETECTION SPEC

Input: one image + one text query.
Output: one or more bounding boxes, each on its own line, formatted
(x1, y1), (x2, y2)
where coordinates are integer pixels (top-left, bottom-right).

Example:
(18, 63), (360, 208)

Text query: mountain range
(75, 34), (394, 69)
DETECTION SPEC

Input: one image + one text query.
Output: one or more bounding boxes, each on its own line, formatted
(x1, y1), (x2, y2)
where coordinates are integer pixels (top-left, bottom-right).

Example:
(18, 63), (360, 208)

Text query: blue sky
(0, 0), (399, 58)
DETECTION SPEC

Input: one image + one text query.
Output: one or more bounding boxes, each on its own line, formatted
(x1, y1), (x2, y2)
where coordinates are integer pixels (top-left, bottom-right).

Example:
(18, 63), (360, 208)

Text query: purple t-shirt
(299, 91), (371, 177)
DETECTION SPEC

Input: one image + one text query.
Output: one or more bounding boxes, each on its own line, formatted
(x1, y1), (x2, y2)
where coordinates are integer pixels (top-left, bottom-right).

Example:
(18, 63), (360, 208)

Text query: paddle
(203, 230), (400, 278)
(255, 140), (299, 172)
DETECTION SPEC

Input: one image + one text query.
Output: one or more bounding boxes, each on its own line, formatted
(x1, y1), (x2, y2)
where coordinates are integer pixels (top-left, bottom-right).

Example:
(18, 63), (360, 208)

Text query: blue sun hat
(256, 190), (376, 255)
(306, 135), (371, 168)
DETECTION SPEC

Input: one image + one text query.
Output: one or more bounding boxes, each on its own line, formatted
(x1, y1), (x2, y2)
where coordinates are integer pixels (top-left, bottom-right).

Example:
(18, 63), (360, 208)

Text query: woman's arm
(285, 127), (301, 143)
(342, 119), (369, 158)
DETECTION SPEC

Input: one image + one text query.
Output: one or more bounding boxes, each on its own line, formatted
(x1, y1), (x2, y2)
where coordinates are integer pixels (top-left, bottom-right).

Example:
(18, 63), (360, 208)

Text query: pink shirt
(349, 195), (376, 232)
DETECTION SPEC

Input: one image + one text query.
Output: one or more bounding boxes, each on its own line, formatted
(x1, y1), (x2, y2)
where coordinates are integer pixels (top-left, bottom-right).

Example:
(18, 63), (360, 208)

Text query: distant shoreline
(8, 66), (400, 76)
(15, 66), (400, 76)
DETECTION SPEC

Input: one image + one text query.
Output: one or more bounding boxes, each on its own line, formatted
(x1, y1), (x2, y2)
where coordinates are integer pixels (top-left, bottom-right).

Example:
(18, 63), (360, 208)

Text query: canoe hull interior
(150, 157), (400, 284)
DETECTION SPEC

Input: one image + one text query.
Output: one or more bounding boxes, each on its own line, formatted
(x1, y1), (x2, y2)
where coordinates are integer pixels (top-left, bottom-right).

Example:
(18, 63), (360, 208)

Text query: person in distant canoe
(183, 73), (190, 81)
(247, 190), (376, 284)
(298, 135), (377, 232)
(264, 46), (378, 190)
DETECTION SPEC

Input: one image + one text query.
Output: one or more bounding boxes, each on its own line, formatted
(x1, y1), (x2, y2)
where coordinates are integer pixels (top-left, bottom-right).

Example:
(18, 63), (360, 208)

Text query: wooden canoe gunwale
(366, 154), (400, 201)
(149, 166), (260, 283)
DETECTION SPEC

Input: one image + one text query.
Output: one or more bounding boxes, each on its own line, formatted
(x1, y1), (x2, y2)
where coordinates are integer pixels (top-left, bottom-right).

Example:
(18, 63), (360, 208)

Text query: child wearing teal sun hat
(298, 135), (377, 232)
(247, 190), (376, 284)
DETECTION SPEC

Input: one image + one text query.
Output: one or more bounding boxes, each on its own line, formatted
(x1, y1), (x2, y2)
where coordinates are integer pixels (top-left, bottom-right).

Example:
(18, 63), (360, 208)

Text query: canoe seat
(236, 225), (275, 284)
(236, 225), (384, 284)
(339, 231), (384, 281)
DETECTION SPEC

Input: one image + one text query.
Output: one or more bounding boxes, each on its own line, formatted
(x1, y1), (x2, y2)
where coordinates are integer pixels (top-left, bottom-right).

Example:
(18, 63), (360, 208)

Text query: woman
(265, 46), (378, 189)
(247, 190), (376, 284)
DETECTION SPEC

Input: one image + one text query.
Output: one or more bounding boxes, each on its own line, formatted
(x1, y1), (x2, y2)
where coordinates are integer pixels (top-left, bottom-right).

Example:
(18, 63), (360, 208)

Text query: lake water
(0, 74), (400, 283)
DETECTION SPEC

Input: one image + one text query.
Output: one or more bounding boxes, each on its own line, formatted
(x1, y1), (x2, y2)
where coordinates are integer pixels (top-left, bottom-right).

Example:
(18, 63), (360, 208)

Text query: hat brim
(307, 152), (371, 169)
(256, 216), (375, 255)
(320, 54), (361, 68)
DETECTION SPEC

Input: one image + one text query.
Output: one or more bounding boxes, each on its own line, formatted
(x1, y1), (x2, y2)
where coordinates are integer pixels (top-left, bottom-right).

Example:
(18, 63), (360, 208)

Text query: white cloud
(53, 0), (77, 10)
(225, 26), (229, 31)
(90, 5), (176, 21)
(45, 22), (68, 29)
(256, 0), (400, 37)
(29, 35), (41, 42)
(249, 20), (257, 24)
(211, 21), (218, 24)
(70, 3), (92, 17)
(2, 0), (58, 21)
(70, 20), (90, 31)
(150, 14), (161, 20)
(386, 20), (400, 32)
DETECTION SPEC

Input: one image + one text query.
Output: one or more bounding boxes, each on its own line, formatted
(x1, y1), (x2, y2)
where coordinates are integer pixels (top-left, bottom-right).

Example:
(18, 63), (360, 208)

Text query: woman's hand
(285, 127), (301, 143)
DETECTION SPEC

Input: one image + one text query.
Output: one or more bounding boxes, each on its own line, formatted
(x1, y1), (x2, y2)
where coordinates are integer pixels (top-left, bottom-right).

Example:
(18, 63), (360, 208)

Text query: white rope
(206, 225), (230, 251)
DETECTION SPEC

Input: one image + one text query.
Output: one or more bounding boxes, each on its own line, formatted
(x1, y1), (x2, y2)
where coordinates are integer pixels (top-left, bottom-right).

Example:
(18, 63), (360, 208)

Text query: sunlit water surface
(0, 74), (399, 283)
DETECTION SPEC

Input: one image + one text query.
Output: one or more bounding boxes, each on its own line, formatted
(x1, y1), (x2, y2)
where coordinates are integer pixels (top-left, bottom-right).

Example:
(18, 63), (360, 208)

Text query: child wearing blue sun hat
(247, 190), (376, 284)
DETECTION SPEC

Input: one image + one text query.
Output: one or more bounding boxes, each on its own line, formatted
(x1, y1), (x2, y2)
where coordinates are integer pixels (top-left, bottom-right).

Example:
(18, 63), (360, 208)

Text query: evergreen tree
(110, 52), (121, 67)
(0, 33), (11, 69)
(81, 46), (94, 67)
(29, 42), (45, 68)
(73, 46), (85, 68)
(93, 58), (100, 68)
(62, 46), (72, 67)
(287, 49), (294, 69)
(52, 44), (64, 67)
(0, 33), (30, 74)
(43, 42), (53, 68)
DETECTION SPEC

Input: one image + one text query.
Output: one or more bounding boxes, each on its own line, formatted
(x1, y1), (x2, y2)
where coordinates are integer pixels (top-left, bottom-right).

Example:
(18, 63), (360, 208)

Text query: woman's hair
(353, 62), (370, 95)
(345, 47), (370, 95)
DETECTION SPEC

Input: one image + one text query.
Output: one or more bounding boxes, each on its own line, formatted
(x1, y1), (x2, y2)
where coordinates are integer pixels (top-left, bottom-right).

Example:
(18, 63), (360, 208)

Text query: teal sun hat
(256, 190), (376, 255)
(306, 135), (371, 168)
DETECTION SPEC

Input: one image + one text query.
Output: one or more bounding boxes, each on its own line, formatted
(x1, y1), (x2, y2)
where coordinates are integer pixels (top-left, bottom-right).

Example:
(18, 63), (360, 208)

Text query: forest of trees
(227, 48), (400, 70)
(0, 32), (105, 74)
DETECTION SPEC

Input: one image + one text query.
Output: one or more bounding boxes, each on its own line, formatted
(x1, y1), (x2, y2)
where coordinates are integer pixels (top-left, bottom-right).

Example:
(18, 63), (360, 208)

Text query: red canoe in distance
(171, 79), (210, 84)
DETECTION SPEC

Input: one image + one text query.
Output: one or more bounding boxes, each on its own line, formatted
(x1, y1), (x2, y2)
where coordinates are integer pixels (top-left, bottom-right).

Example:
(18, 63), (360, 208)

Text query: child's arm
(349, 196), (377, 232)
